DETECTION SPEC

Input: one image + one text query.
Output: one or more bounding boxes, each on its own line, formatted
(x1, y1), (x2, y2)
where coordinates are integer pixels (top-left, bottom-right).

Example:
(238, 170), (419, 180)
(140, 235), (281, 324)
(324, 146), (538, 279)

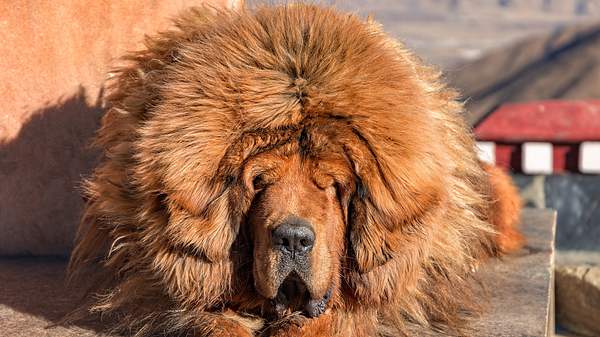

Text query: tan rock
(556, 265), (600, 337)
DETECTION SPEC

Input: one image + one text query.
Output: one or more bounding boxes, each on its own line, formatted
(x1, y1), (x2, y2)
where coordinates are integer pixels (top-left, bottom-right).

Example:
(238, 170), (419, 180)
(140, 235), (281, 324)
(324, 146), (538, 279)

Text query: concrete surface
(0, 209), (556, 336)
(471, 208), (556, 337)
(0, 0), (228, 257)
(556, 251), (600, 266)
(514, 174), (600, 337)
(0, 257), (101, 337)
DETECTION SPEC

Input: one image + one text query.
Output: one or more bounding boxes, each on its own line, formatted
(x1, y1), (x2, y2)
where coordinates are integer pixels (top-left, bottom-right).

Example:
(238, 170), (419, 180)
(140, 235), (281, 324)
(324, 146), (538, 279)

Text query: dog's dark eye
(335, 182), (343, 200)
(252, 174), (268, 190)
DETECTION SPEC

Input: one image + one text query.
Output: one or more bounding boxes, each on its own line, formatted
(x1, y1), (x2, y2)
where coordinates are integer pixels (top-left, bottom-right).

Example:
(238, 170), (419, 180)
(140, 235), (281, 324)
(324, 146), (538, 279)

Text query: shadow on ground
(0, 257), (113, 335)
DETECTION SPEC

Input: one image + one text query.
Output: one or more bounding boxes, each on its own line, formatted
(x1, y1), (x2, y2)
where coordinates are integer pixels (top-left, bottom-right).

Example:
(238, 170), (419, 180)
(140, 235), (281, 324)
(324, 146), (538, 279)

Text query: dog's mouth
(270, 272), (332, 318)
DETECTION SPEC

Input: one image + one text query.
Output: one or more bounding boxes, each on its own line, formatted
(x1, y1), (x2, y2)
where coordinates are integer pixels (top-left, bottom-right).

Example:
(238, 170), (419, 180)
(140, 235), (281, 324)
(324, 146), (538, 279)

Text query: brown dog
(68, 4), (523, 337)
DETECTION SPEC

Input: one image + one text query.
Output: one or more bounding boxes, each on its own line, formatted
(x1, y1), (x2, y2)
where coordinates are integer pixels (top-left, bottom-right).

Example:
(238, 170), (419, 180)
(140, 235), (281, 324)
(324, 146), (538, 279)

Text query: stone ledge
(472, 208), (556, 337)
(0, 209), (556, 336)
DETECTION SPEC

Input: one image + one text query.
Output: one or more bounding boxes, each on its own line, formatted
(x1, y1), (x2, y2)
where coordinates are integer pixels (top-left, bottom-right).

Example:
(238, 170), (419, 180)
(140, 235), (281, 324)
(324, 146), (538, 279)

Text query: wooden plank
(0, 209), (556, 337)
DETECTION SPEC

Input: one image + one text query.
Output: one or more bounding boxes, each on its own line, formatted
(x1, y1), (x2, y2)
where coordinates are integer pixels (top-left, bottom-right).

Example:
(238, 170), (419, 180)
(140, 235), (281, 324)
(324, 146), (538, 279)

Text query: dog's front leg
(193, 310), (260, 337)
(266, 313), (334, 337)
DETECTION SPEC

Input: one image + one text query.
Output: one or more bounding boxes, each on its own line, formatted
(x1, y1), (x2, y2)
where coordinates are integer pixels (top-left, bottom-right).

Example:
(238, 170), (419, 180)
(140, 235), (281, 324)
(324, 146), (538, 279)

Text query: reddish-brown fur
(484, 164), (524, 253)
(68, 4), (523, 337)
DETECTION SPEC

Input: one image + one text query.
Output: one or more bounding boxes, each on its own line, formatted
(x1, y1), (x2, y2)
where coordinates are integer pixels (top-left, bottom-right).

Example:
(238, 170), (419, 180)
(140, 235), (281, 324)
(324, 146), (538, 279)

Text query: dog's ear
(157, 129), (296, 263)
(343, 129), (446, 273)
(163, 183), (242, 263)
(347, 181), (396, 273)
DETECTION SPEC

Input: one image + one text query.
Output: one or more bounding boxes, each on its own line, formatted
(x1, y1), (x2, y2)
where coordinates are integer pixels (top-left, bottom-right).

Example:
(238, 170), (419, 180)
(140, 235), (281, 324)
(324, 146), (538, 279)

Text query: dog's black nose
(272, 223), (315, 255)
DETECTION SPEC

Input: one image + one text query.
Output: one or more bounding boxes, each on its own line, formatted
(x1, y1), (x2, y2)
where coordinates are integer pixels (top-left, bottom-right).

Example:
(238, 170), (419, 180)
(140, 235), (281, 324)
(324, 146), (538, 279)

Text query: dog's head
(244, 151), (345, 318)
(203, 112), (446, 319)
(72, 4), (462, 330)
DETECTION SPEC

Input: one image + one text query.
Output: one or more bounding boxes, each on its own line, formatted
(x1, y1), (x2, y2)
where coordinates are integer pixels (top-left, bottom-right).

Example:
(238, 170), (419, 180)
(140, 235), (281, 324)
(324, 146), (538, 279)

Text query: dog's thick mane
(69, 4), (499, 336)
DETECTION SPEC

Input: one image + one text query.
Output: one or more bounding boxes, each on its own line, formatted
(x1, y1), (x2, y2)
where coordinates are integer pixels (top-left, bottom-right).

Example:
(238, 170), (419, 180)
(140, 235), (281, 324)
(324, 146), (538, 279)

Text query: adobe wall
(0, 1), (229, 256)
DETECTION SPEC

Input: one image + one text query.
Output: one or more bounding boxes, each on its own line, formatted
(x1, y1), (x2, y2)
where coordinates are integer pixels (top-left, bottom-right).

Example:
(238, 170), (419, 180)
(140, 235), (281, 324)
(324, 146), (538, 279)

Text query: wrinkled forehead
(240, 134), (353, 185)
(220, 118), (348, 167)
(245, 152), (346, 230)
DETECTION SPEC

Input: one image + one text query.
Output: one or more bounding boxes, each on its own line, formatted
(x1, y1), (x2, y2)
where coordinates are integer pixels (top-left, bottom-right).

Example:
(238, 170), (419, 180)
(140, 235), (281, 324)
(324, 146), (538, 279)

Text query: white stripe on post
(579, 142), (600, 174)
(476, 142), (496, 165)
(522, 142), (553, 175)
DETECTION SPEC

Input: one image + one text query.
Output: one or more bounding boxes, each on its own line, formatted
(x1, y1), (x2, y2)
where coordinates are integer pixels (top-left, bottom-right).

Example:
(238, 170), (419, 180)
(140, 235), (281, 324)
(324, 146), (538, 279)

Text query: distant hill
(448, 23), (600, 125)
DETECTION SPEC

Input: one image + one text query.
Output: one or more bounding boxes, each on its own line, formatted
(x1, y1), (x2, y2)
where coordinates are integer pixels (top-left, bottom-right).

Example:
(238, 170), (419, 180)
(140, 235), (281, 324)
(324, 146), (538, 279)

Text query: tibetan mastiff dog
(69, 4), (523, 337)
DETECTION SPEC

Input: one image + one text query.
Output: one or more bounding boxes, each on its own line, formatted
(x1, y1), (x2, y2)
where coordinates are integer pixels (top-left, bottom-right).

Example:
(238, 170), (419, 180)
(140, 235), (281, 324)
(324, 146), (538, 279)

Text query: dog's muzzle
(271, 217), (315, 279)
(268, 217), (331, 318)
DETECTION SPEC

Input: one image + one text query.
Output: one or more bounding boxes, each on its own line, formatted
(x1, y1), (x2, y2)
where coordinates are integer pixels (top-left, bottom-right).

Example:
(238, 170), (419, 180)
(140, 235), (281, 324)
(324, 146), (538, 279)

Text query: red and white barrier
(474, 101), (600, 175)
